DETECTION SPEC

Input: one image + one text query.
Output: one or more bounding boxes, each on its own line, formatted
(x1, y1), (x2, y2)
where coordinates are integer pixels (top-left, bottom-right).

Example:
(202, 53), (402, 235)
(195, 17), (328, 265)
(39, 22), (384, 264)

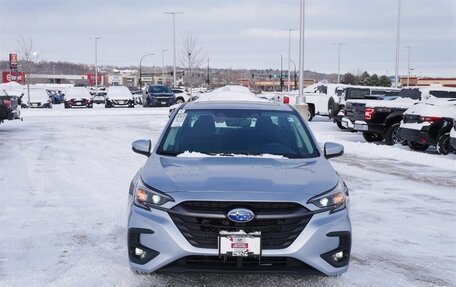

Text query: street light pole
(160, 49), (168, 85)
(335, 43), (345, 84)
(286, 58), (297, 89)
(282, 29), (296, 91)
(139, 53), (155, 88)
(394, 0), (402, 88)
(404, 46), (411, 86)
(165, 11), (183, 87)
(94, 37), (101, 94)
(297, 0), (306, 103)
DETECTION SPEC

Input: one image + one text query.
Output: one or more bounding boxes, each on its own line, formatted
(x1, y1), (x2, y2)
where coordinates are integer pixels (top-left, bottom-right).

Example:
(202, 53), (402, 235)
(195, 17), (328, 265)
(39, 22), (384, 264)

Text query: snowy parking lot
(0, 106), (455, 287)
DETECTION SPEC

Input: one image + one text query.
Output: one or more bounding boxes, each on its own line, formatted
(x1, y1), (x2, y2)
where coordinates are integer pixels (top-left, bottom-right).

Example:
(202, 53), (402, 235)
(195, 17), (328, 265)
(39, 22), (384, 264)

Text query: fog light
(333, 251), (344, 261)
(135, 248), (144, 256)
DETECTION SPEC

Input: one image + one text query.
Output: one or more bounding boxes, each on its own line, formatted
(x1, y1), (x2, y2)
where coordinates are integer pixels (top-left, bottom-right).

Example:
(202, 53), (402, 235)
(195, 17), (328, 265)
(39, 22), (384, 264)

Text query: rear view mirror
(132, 139), (152, 157)
(324, 142), (344, 159)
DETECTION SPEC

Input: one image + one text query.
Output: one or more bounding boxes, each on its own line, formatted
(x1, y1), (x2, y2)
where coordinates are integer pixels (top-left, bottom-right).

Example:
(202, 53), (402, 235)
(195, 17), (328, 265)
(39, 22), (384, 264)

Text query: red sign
(85, 73), (102, 86)
(9, 53), (18, 70)
(2, 71), (26, 84)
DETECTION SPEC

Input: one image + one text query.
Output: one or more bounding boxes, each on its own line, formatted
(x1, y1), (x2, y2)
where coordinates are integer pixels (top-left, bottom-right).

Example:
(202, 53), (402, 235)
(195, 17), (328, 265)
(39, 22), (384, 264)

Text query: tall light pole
(297, 0), (306, 103)
(160, 49), (168, 85)
(282, 28), (296, 91)
(394, 0), (402, 88)
(165, 11), (183, 87)
(139, 53), (154, 88)
(404, 46), (411, 86)
(335, 43), (346, 84)
(286, 58), (297, 89)
(94, 37), (101, 95)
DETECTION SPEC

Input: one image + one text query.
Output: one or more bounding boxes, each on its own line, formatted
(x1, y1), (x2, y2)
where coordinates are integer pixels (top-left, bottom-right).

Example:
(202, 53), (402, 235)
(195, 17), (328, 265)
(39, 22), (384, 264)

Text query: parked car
(142, 84), (176, 107)
(64, 87), (93, 108)
(105, 86), (134, 108)
(129, 87), (144, 105)
(171, 88), (190, 104)
(48, 90), (64, 104)
(26, 89), (52, 108)
(92, 91), (107, 104)
(128, 100), (351, 276)
(0, 89), (22, 124)
(398, 99), (456, 154)
(450, 120), (456, 151)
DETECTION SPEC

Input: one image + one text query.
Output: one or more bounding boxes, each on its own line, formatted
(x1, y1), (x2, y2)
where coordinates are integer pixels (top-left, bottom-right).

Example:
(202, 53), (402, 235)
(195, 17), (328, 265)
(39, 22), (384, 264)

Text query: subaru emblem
(227, 208), (255, 223)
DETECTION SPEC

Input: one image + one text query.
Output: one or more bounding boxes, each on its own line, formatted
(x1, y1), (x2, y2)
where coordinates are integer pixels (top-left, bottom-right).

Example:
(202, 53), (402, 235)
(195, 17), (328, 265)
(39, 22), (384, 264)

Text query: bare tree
(178, 34), (206, 90)
(17, 36), (39, 104)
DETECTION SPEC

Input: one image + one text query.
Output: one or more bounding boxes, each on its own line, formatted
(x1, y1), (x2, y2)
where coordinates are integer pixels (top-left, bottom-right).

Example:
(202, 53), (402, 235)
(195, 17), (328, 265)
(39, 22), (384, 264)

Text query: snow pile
(196, 85), (267, 102)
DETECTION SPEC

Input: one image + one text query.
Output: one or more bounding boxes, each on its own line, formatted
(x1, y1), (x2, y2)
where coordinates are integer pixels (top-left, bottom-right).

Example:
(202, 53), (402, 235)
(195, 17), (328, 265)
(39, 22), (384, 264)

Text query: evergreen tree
(367, 74), (379, 86)
(341, 73), (358, 85)
(359, 71), (370, 85)
(378, 75), (392, 87)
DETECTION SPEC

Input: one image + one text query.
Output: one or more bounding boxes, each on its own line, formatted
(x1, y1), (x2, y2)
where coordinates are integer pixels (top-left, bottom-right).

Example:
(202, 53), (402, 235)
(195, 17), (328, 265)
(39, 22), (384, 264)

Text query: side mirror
(324, 142), (344, 159)
(132, 139), (152, 157)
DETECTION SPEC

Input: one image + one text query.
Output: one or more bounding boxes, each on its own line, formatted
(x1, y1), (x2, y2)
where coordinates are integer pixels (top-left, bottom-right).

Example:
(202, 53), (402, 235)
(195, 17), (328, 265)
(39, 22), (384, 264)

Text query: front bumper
(148, 97), (175, 107)
(128, 204), (351, 276)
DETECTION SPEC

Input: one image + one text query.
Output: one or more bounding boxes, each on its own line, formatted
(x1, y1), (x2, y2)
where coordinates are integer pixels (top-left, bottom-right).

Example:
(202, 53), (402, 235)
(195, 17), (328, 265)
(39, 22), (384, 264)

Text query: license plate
(354, 123), (368, 131)
(161, 101), (166, 105)
(219, 231), (261, 257)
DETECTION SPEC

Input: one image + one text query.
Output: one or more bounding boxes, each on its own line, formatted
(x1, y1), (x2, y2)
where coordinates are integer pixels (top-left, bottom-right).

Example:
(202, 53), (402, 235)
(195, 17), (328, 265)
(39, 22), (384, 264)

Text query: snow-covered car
(92, 91), (107, 104)
(171, 88), (190, 104)
(27, 89), (52, 108)
(128, 100), (351, 276)
(398, 99), (456, 154)
(105, 86), (134, 108)
(64, 87), (93, 109)
(168, 85), (267, 117)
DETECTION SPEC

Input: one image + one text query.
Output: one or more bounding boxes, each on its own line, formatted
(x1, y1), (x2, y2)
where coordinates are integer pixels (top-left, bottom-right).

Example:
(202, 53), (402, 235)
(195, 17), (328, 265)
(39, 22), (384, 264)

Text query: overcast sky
(0, 0), (455, 76)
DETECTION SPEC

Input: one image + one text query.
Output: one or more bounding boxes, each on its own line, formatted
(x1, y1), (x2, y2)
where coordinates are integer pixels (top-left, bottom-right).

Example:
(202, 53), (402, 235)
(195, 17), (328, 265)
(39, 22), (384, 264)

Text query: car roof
(182, 100), (294, 111)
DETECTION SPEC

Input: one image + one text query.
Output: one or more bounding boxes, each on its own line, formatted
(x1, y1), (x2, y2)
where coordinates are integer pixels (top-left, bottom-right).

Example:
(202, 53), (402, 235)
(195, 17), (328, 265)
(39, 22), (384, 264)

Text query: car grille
(403, 114), (420, 123)
(168, 201), (313, 250)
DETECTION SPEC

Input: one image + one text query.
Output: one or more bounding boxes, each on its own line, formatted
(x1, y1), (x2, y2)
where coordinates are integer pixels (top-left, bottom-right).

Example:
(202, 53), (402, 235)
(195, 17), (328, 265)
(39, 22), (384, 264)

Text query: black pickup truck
(0, 90), (22, 124)
(340, 87), (456, 145)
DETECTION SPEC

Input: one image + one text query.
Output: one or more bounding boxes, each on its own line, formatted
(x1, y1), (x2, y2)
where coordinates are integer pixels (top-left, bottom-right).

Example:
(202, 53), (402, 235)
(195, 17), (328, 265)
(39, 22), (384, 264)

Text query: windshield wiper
(157, 151), (180, 157)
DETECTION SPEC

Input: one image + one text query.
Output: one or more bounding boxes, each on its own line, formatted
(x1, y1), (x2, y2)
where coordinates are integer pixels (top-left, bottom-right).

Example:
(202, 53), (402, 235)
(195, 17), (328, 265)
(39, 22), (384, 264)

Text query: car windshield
(157, 109), (319, 158)
(149, 85), (172, 93)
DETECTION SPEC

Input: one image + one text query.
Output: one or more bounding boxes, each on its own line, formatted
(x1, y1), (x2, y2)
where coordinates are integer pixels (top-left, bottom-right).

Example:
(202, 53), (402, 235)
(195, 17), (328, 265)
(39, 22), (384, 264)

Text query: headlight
(308, 176), (349, 213)
(133, 180), (174, 210)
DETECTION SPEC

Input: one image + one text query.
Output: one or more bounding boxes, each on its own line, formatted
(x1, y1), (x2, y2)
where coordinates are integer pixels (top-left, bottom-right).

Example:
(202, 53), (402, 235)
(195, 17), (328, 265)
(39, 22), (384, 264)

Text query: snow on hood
(107, 86), (132, 99)
(0, 81), (24, 92)
(404, 99), (456, 118)
(29, 89), (50, 102)
(65, 87), (91, 99)
(177, 151), (285, 159)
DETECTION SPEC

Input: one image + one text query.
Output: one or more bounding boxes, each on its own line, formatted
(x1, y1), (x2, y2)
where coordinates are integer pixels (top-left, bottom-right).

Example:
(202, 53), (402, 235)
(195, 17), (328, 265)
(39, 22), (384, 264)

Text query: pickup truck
(0, 90), (22, 124)
(340, 86), (456, 145)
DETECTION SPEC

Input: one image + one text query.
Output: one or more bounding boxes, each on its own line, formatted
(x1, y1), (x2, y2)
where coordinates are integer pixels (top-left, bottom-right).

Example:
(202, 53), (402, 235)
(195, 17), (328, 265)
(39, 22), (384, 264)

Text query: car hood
(140, 155), (338, 197)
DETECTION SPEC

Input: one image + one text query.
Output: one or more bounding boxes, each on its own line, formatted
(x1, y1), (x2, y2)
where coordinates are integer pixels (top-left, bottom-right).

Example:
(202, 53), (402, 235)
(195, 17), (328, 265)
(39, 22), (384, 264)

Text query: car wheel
(336, 120), (346, 130)
(436, 133), (452, 155)
(328, 98), (339, 119)
(363, 132), (383, 142)
(384, 123), (401, 145)
(407, 141), (428, 151)
(176, 98), (184, 104)
(308, 105), (315, 121)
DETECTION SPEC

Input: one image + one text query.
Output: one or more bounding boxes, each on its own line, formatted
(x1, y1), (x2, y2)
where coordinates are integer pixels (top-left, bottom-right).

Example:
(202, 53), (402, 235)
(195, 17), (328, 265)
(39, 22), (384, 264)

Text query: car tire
(336, 120), (346, 130)
(308, 105), (315, 121)
(328, 98), (339, 119)
(407, 141), (428, 151)
(176, 98), (184, 104)
(436, 133), (452, 155)
(363, 132), (383, 142)
(384, 123), (401, 145)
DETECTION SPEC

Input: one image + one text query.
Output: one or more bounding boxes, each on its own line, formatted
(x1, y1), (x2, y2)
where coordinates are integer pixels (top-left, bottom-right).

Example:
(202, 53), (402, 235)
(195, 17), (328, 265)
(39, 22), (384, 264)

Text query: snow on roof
(0, 81), (24, 92)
